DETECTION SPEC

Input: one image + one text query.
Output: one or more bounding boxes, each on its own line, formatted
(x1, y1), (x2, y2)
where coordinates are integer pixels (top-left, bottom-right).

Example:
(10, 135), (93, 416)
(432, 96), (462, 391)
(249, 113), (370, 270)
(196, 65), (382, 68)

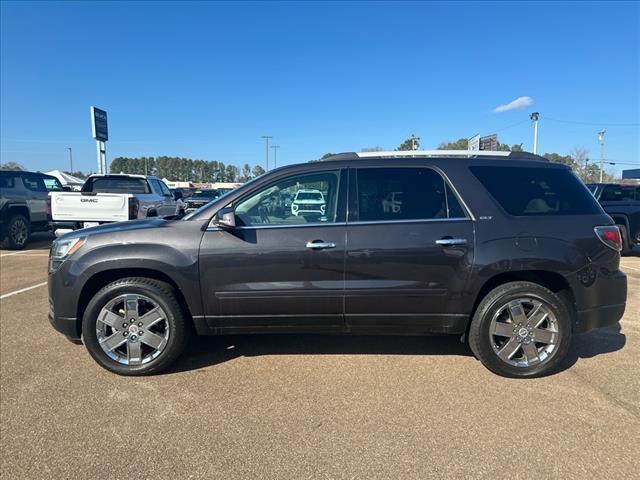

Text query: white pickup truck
(50, 174), (180, 236)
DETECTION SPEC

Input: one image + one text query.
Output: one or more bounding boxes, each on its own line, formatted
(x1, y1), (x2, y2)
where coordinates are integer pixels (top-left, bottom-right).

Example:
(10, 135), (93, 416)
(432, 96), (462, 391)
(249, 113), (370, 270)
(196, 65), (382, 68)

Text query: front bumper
(48, 275), (82, 343)
(48, 309), (81, 342)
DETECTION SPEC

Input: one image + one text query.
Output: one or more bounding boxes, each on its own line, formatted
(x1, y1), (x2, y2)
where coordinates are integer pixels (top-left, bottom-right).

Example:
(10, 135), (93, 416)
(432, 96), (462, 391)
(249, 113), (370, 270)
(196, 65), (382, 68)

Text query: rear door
(20, 172), (49, 223)
(151, 179), (177, 215)
(344, 166), (475, 333)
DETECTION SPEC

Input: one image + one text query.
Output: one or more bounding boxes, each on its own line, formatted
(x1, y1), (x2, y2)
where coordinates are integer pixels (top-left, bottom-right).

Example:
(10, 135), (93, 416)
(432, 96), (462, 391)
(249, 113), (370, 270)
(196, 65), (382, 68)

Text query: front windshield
(182, 181), (254, 221)
(296, 192), (322, 200)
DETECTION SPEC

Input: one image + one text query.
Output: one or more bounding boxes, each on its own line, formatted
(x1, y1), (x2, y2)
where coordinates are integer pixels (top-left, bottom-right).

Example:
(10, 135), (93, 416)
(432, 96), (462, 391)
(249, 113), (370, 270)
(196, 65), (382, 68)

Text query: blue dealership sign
(91, 106), (108, 141)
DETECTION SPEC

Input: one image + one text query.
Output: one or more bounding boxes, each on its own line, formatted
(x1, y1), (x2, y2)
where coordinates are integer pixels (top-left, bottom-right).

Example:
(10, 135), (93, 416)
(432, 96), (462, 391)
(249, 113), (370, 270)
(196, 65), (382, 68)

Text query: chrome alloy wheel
(96, 294), (170, 366)
(489, 298), (560, 368)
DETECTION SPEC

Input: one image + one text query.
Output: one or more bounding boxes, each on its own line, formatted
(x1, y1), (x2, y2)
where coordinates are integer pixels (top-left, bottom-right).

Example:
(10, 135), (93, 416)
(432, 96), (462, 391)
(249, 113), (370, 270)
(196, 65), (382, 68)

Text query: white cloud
(493, 96), (534, 113)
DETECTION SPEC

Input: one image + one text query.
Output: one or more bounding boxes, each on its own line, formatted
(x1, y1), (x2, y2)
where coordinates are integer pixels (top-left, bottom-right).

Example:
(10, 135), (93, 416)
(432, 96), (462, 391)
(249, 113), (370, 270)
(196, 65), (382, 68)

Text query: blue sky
(1, 1), (639, 175)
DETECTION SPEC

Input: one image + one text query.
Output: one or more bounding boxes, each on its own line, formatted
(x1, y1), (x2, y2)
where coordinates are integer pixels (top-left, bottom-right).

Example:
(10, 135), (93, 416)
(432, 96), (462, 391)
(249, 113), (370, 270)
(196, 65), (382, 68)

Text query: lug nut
(138, 322), (143, 327)
(122, 323), (128, 328)
(130, 335), (137, 341)
(138, 331), (143, 335)
(123, 331), (128, 336)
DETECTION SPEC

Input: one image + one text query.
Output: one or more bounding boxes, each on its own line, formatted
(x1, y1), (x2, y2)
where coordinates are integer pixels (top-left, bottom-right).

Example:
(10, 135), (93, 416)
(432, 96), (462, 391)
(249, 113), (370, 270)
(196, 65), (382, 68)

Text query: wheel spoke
(100, 332), (127, 352)
(508, 300), (528, 325)
(140, 331), (165, 350)
(97, 310), (124, 330)
(127, 340), (142, 364)
(138, 307), (164, 329)
(124, 295), (139, 321)
(498, 337), (521, 361)
(532, 328), (556, 345)
(522, 342), (539, 364)
(527, 302), (548, 329)
(492, 321), (514, 338)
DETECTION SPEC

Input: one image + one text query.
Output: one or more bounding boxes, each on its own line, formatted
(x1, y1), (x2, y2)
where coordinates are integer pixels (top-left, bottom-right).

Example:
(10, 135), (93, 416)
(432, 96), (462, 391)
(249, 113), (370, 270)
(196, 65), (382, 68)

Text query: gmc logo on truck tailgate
(80, 198), (98, 203)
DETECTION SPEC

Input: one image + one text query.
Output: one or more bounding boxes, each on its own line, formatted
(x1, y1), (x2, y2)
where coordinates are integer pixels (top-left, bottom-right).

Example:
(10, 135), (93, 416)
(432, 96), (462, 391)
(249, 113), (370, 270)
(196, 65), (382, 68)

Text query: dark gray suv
(47, 151), (627, 377)
(1, 170), (62, 249)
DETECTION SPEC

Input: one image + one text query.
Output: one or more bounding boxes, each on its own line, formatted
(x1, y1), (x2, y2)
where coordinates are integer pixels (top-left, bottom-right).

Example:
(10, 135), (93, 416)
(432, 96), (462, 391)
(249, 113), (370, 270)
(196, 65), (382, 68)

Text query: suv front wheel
(82, 277), (189, 375)
(469, 281), (572, 378)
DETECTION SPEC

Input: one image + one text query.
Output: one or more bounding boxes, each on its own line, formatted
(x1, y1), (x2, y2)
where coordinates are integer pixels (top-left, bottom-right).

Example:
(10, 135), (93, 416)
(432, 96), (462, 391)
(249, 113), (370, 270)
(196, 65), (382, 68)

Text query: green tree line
(109, 156), (265, 182)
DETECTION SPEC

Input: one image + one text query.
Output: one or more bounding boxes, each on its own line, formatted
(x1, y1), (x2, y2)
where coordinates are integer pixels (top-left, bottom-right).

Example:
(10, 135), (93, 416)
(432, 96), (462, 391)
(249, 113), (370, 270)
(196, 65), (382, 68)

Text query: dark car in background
(184, 189), (223, 213)
(47, 151), (626, 378)
(587, 183), (640, 254)
(1, 170), (62, 249)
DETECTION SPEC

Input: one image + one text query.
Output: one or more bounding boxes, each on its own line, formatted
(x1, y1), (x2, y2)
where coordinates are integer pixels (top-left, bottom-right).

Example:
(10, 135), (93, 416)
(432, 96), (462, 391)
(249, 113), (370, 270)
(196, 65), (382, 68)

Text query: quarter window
(355, 167), (466, 222)
(470, 166), (601, 216)
(235, 170), (341, 226)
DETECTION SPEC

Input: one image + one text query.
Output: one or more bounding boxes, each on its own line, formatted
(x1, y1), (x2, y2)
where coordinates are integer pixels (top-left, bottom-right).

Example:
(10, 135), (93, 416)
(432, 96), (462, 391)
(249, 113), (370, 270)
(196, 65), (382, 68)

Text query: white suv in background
(290, 189), (326, 217)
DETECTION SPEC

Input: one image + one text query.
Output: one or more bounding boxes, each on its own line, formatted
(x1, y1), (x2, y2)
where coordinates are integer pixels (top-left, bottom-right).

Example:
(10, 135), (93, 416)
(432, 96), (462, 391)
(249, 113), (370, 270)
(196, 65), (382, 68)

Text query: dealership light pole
(598, 129), (606, 182)
(67, 147), (73, 172)
(261, 135), (273, 171)
(271, 145), (280, 168)
(410, 134), (420, 151)
(530, 112), (539, 154)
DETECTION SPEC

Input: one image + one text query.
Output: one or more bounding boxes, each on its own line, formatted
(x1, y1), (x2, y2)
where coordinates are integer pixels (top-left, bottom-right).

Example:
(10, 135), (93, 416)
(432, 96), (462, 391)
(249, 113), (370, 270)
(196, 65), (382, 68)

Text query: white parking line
(0, 282), (48, 300)
(0, 250), (46, 257)
(622, 264), (640, 272)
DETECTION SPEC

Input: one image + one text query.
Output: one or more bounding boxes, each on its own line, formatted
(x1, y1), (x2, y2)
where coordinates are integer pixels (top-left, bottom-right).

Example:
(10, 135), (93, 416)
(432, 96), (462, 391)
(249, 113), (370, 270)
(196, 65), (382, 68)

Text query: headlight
(49, 237), (86, 272)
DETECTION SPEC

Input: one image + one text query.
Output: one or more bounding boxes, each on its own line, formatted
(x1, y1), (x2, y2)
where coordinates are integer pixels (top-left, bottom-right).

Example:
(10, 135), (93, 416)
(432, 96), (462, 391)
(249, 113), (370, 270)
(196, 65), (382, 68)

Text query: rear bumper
(574, 303), (625, 334)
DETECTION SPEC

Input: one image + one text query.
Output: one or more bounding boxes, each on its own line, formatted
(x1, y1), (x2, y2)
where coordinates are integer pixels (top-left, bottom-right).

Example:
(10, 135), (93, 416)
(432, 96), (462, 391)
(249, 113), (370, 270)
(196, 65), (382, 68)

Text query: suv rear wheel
(469, 281), (572, 378)
(82, 277), (189, 375)
(1, 213), (30, 250)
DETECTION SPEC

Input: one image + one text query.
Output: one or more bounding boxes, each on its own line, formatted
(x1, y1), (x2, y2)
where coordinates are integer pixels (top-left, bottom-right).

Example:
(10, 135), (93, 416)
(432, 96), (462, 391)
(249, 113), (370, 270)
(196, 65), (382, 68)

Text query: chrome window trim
(346, 217), (472, 226)
(207, 222), (348, 232)
(206, 217), (473, 232)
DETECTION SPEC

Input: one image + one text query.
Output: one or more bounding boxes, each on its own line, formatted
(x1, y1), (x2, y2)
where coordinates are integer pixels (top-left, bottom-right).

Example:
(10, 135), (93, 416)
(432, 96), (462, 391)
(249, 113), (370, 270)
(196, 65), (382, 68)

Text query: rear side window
(84, 177), (150, 194)
(470, 166), (602, 216)
(355, 167), (466, 222)
(0, 172), (16, 189)
(21, 173), (47, 192)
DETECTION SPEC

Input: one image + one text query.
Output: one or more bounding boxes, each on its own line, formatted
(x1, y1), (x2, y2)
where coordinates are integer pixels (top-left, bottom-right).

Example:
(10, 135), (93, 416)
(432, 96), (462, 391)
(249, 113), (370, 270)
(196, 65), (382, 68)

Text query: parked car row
(1, 170), (238, 248)
(587, 183), (640, 253)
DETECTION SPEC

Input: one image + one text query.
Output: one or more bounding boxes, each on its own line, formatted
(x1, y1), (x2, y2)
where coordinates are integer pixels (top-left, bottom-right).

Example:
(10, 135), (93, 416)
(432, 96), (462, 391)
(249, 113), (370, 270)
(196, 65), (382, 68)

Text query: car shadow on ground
(168, 323), (626, 376)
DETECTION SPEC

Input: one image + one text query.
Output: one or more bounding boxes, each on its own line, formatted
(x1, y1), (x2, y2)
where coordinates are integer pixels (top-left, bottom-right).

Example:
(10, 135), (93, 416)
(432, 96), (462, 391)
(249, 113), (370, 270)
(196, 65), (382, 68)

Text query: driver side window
(235, 170), (341, 227)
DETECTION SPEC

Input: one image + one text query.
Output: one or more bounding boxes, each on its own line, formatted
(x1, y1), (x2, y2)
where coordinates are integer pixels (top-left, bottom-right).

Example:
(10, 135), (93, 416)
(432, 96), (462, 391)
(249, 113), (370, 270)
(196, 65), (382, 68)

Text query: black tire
(82, 277), (190, 375)
(619, 225), (631, 256)
(468, 281), (572, 378)
(0, 214), (30, 250)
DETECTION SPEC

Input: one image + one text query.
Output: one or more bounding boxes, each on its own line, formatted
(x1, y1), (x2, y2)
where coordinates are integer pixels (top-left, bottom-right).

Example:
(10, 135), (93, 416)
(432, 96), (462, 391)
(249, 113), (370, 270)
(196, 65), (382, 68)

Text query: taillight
(46, 197), (52, 219)
(128, 197), (140, 220)
(594, 226), (622, 252)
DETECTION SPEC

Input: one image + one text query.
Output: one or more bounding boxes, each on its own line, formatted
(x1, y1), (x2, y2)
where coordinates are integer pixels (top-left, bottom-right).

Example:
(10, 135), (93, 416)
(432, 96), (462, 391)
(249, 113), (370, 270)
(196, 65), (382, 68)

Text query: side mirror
(214, 207), (235, 229)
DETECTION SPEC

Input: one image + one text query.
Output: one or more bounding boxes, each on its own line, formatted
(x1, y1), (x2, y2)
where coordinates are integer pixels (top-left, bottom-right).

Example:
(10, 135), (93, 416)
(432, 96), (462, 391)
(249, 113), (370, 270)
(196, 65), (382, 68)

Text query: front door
(199, 168), (347, 331)
(344, 166), (475, 334)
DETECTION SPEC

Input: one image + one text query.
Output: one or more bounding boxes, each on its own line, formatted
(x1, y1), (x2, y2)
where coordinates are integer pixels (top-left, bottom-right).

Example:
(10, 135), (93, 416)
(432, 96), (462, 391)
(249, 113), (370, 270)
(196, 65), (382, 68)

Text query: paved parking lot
(1, 239), (639, 479)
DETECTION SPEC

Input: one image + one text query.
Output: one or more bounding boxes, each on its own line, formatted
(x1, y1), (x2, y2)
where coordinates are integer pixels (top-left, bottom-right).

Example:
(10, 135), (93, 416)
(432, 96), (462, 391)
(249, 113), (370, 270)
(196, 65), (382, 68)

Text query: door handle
(435, 238), (467, 246)
(306, 241), (336, 250)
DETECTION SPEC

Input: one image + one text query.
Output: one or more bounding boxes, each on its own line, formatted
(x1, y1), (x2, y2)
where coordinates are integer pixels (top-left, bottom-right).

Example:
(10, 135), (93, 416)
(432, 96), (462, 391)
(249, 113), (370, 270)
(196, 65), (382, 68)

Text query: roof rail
(323, 150), (545, 161)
